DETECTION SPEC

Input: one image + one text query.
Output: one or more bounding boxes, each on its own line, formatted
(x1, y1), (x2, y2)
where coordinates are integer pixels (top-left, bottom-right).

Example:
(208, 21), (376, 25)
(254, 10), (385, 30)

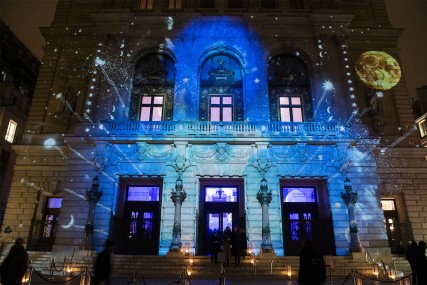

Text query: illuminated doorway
(381, 199), (405, 254)
(198, 179), (245, 255)
(281, 179), (335, 256)
(113, 178), (162, 255)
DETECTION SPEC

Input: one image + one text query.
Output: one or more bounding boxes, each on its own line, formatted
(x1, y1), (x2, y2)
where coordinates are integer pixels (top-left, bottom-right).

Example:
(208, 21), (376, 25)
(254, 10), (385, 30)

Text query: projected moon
(355, 51), (401, 90)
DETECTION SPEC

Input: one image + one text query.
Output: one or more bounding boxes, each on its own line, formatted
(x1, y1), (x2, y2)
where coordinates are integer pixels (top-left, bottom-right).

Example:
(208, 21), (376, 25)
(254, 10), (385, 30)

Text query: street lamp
(341, 177), (362, 252)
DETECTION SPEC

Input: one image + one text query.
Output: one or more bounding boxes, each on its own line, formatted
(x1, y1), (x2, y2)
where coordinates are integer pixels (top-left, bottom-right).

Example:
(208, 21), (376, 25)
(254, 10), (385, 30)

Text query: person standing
(240, 228), (247, 259)
(232, 226), (242, 266)
(93, 239), (114, 285)
(297, 240), (326, 285)
(0, 238), (29, 285)
(406, 240), (418, 284)
(416, 241), (427, 285)
(222, 226), (232, 267)
(210, 231), (220, 263)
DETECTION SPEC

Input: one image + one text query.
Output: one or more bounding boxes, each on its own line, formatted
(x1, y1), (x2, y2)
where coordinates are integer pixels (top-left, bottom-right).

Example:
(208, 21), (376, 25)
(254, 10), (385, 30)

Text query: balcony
(98, 121), (347, 139)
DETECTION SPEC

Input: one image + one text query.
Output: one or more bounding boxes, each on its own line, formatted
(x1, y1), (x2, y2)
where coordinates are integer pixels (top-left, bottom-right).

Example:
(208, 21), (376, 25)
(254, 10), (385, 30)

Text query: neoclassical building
(1, 0), (426, 262)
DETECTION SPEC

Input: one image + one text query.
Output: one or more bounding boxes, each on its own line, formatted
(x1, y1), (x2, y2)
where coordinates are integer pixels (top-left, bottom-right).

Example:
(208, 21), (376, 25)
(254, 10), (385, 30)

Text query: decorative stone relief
(171, 154), (191, 176)
(136, 142), (174, 161)
(190, 143), (253, 163)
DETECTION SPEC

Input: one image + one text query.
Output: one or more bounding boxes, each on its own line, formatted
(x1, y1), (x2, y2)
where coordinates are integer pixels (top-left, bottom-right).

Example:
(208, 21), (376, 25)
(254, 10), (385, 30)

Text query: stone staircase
(25, 252), (412, 280)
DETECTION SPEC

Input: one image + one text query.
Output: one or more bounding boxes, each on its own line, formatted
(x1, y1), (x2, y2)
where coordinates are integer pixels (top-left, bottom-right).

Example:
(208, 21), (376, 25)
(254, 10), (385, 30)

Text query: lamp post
(256, 177), (274, 253)
(169, 176), (187, 253)
(340, 177), (362, 252)
(82, 175), (102, 250)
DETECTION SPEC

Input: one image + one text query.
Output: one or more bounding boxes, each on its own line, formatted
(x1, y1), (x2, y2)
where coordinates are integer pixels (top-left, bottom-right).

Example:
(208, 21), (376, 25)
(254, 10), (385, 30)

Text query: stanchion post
(21, 265), (32, 285)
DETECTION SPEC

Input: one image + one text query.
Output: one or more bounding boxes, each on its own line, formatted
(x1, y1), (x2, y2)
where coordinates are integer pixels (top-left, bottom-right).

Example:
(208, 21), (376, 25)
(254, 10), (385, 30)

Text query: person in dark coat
(406, 240), (418, 283)
(240, 228), (247, 259)
(222, 226), (232, 266)
(297, 240), (326, 285)
(0, 238), (29, 285)
(210, 231), (220, 263)
(416, 241), (427, 285)
(93, 239), (114, 285)
(232, 227), (242, 266)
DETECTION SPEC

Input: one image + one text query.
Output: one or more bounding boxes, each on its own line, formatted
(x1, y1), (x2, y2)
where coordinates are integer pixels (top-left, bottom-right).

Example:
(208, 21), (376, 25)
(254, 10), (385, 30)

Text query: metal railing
(103, 121), (345, 138)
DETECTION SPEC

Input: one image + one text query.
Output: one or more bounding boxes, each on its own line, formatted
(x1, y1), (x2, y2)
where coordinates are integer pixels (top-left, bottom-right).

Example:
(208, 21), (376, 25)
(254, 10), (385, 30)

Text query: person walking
(297, 240), (326, 285)
(0, 238), (29, 285)
(93, 239), (114, 285)
(222, 226), (232, 267)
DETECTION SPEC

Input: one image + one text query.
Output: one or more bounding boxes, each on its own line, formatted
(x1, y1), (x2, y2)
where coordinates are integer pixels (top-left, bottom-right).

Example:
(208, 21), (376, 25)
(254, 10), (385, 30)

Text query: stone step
(25, 252), (412, 279)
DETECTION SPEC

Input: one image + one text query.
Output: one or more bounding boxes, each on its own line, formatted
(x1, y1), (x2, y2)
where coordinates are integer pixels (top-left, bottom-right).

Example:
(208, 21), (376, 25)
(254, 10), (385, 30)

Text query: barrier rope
(127, 271), (147, 285)
(340, 269), (413, 284)
(174, 268), (192, 285)
(32, 267), (86, 284)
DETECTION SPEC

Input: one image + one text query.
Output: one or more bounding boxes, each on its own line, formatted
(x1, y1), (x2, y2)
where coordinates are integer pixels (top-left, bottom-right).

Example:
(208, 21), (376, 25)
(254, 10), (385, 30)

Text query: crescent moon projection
(355, 51), (401, 90)
(61, 214), (74, 229)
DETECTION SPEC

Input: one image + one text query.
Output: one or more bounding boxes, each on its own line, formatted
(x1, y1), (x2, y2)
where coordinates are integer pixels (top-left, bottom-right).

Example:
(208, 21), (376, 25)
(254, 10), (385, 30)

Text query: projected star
(322, 80), (335, 92)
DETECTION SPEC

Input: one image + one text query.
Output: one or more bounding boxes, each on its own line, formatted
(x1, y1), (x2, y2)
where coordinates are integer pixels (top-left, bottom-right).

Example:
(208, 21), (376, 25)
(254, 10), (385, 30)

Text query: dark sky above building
(0, 0), (426, 101)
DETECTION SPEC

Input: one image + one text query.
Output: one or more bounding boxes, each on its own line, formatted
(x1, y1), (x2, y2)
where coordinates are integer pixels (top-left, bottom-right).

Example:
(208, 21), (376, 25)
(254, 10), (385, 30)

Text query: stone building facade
(0, 21), (40, 230)
(1, 0), (426, 261)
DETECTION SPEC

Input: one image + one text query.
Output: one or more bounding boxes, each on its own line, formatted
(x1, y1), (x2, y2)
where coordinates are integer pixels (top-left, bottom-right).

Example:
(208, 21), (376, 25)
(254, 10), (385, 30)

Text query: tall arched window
(267, 54), (313, 122)
(199, 54), (244, 121)
(129, 53), (175, 121)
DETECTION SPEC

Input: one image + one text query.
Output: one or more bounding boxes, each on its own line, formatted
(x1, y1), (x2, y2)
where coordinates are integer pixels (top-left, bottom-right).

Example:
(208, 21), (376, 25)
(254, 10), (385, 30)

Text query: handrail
(102, 121), (345, 137)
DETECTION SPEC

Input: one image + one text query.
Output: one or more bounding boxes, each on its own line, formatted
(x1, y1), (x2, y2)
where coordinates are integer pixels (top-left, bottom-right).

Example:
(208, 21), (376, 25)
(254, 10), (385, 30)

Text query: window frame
(209, 95), (233, 122)
(279, 95), (304, 122)
(5, 120), (17, 143)
(139, 94), (165, 121)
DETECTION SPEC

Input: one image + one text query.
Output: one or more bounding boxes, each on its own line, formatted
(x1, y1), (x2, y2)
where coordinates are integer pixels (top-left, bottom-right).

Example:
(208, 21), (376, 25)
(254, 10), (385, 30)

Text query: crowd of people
(406, 240), (427, 284)
(210, 226), (247, 266)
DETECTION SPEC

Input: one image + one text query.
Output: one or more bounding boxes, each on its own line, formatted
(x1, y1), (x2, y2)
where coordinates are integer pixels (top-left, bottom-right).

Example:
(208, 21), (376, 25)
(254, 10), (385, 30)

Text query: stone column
(256, 177), (275, 255)
(168, 176), (187, 254)
(341, 177), (362, 252)
(82, 176), (102, 250)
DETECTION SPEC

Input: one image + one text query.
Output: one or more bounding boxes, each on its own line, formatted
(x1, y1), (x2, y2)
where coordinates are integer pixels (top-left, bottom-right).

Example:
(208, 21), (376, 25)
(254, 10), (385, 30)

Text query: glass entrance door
(282, 187), (319, 255)
(115, 185), (161, 254)
(200, 185), (241, 255)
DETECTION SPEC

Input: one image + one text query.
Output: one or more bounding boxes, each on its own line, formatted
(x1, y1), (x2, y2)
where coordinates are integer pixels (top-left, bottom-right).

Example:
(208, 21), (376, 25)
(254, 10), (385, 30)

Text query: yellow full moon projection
(355, 51), (401, 90)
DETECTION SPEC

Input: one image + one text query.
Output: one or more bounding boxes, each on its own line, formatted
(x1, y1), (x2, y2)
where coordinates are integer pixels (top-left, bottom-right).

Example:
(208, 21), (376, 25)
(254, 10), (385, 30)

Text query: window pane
(152, 107), (163, 121)
(222, 107), (232, 121)
(127, 186), (160, 201)
(47, 198), (63, 208)
(283, 187), (316, 203)
(142, 96), (152, 104)
(292, 108), (303, 122)
(291, 97), (301, 105)
(280, 108), (290, 122)
(205, 187), (237, 202)
(223, 97), (232, 105)
(5, 120), (17, 143)
(211, 96), (220, 104)
(153, 96), (163, 104)
(280, 97), (289, 105)
(381, 200), (396, 211)
(211, 107), (220, 121)
(140, 107), (151, 121)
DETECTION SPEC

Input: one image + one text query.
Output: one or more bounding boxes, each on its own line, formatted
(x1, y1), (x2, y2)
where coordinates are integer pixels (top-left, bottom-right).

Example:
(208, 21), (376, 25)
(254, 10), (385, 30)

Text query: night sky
(0, 0), (426, 101)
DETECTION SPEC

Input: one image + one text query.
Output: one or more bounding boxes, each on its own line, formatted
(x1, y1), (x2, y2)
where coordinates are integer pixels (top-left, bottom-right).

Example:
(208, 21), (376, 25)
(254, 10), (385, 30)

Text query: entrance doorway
(198, 178), (245, 255)
(113, 178), (162, 255)
(281, 179), (335, 256)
